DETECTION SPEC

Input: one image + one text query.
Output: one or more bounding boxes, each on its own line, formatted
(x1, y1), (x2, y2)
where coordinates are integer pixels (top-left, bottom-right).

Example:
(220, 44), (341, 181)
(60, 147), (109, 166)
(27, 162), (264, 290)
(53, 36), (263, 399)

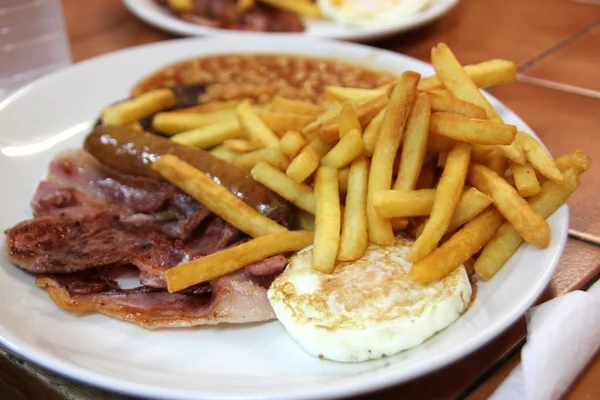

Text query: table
(1, 0), (599, 398)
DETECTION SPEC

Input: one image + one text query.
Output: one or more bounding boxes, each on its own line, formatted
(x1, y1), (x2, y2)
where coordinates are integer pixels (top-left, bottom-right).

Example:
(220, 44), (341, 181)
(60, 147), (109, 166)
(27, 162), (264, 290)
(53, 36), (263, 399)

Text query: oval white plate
(0, 36), (566, 400)
(122, 0), (459, 42)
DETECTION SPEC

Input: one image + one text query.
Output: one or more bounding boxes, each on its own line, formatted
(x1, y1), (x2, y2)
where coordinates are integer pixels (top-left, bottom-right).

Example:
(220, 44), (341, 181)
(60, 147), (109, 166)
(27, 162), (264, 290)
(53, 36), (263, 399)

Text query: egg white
(268, 235), (472, 362)
(317, 0), (434, 26)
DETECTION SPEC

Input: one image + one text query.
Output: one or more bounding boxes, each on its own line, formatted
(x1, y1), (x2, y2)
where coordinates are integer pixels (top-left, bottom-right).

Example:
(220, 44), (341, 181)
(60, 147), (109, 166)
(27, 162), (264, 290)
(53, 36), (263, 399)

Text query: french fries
(367, 71), (420, 245)
(171, 119), (242, 148)
(317, 95), (388, 145)
(237, 100), (280, 148)
(153, 155), (287, 238)
(166, 231), (314, 292)
(475, 168), (580, 280)
(430, 112), (517, 145)
(510, 161), (541, 197)
(517, 131), (564, 183)
(103, 88), (176, 126)
(269, 96), (321, 115)
(554, 150), (592, 175)
(374, 189), (436, 218)
(446, 187), (494, 232)
(258, 111), (316, 137)
(468, 163), (549, 247)
(251, 161), (317, 214)
(324, 82), (394, 103)
(425, 92), (487, 119)
(302, 102), (343, 139)
(394, 93), (430, 190)
(279, 130), (308, 159)
(338, 103), (362, 138)
(223, 139), (259, 153)
(321, 129), (363, 169)
(286, 146), (319, 183)
(167, 0), (193, 12)
(362, 107), (386, 157)
(153, 109), (237, 135)
(209, 144), (237, 163)
(407, 143), (471, 262)
(313, 167), (341, 273)
(338, 166), (350, 196)
(338, 156), (369, 261)
(178, 100), (240, 114)
(418, 59), (517, 92)
(234, 148), (290, 172)
(410, 207), (505, 282)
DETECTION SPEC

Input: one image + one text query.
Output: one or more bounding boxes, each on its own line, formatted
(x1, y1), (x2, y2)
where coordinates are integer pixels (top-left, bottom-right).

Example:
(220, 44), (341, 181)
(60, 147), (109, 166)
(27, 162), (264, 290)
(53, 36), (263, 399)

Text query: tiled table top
(0, 0), (598, 398)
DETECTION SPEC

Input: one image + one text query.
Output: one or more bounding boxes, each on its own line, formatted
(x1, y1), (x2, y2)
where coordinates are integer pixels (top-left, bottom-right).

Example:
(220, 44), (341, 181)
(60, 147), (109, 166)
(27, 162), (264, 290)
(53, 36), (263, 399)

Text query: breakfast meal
(156, 0), (434, 32)
(2, 43), (591, 361)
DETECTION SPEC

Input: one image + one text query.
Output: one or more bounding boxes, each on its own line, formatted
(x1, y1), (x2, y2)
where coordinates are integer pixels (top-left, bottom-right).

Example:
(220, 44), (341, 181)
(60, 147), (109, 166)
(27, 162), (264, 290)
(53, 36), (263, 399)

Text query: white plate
(123, 0), (459, 42)
(0, 36), (567, 400)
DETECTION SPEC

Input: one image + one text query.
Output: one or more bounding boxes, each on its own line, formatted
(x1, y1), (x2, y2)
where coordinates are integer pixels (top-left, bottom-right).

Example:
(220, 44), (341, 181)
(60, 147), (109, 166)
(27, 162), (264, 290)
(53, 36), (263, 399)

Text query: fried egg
(317, 0), (433, 26)
(268, 234), (472, 362)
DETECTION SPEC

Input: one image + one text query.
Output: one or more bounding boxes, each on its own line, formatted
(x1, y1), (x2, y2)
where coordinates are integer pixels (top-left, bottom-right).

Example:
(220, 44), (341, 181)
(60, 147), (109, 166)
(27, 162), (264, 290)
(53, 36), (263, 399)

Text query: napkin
(491, 279), (600, 400)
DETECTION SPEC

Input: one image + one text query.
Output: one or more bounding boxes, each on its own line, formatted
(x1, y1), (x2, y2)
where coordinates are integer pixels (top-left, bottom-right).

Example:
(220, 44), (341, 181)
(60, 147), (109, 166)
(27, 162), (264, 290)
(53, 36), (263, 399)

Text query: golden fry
(313, 167), (341, 273)
(302, 102), (343, 138)
(475, 168), (581, 280)
(167, 0), (193, 12)
(153, 109), (237, 135)
(338, 167), (350, 196)
(251, 161), (317, 214)
(318, 95), (388, 145)
(176, 100), (240, 114)
(268, 96), (321, 115)
(338, 103), (362, 138)
(410, 207), (505, 282)
(324, 82), (394, 103)
(510, 161), (541, 197)
(468, 163), (549, 247)
(171, 119), (242, 148)
(425, 92), (487, 119)
(362, 106), (386, 157)
(554, 150), (592, 175)
(338, 156), (370, 261)
(374, 189), (436, 218)
(415, 162), (437, 189)
(321, 129), (364, 169)
(209, 144), (237, 163)
(258, 111), (316, 137)
(291, 207), (316, 231)
(152, 155), (287, 238)
(103, 88), (176, 126)
(485, 150), (509, 176)
(430, 112), (516, 145)
(234, 148), (290, 172)
(446, 187), (494, 232)
(223, 139), (260, 153)
(368, 72), (420, 245)
(517, 131), (564, 183)
(279, 130), (308, 159)
(286, 145), (319, 183)
(407, 143), (471, 262)
(166, 231), (314, 292)
(418, 59), (517, 92)
(394, 93), (431, 190)
(237, 100), (279, 148)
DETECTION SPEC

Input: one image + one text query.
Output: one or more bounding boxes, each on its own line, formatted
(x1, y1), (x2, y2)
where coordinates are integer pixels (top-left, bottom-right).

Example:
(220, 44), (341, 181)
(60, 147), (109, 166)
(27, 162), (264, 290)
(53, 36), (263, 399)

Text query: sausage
(84, 126), (290, 224)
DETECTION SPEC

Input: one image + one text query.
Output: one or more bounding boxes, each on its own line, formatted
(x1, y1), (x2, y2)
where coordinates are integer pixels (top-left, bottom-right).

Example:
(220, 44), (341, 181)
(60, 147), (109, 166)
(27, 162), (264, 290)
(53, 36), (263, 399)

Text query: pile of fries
(101, 42), (591, 292)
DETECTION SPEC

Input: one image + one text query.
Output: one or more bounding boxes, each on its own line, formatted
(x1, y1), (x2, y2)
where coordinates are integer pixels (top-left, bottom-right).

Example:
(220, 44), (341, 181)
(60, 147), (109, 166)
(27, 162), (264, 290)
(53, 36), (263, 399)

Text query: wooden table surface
(1, 0), (599, 399)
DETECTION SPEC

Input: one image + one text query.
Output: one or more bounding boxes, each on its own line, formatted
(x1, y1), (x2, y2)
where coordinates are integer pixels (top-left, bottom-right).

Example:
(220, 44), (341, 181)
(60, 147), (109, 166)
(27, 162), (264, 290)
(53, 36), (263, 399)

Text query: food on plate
(268, 235), (472, 362)
(318, 0), (434, 26)
(156, 0), (309, 32)
(2, 48), (591, 363)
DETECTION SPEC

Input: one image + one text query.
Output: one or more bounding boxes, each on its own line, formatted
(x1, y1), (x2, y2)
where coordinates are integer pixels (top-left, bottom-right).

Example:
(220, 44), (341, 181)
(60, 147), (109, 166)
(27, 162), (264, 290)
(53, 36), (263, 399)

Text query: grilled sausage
(84, 126), (290, 224)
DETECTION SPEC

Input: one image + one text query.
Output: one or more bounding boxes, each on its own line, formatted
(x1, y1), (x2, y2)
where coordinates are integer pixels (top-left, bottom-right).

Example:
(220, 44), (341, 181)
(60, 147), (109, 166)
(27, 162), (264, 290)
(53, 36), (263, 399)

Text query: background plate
(0, 36), (567, 400)
(122, 0), (460, 42)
